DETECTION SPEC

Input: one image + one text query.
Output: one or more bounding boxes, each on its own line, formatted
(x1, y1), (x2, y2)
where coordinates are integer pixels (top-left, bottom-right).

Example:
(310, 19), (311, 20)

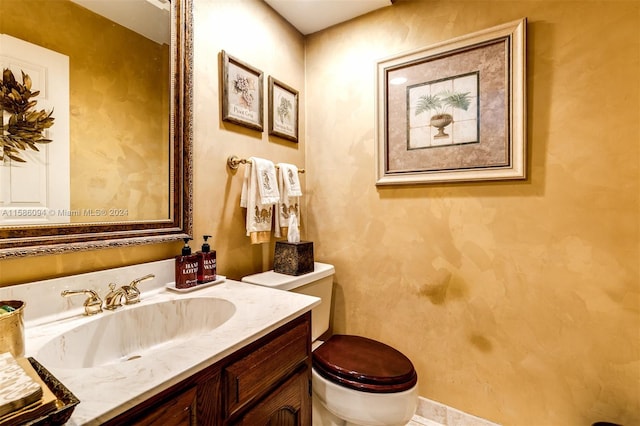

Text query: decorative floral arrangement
(0, 68), (55, 163)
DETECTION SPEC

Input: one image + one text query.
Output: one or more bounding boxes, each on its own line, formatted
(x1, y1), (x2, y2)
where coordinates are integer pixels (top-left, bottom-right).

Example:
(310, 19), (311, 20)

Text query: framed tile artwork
(376, 18), (527, 185)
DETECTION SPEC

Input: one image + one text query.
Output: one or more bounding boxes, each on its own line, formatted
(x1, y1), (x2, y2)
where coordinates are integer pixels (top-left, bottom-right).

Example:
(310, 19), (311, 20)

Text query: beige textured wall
(190, 0), (306, 279)
(305, 1), (639, 425)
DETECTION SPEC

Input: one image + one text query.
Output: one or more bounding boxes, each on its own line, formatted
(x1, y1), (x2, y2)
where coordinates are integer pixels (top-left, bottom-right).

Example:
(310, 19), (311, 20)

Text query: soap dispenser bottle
(197, 234), (217, 284)
(175, 237), (198, 289)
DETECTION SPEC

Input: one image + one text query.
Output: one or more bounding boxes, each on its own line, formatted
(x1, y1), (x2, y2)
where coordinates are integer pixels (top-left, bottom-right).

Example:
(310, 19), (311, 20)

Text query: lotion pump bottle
(175, 237), (198, 289)
(197, 234), (217, 284)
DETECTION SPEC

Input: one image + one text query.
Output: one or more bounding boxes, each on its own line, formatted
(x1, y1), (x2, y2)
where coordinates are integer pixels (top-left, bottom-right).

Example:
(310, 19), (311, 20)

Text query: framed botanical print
(221, 50), (264, 131)
(268, 76), (299, 142)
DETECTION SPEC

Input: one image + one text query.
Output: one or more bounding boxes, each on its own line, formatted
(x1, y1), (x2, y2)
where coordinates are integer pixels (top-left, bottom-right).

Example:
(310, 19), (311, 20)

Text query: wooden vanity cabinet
(233, 366), (310, 426)
(103, 312), (312, 426)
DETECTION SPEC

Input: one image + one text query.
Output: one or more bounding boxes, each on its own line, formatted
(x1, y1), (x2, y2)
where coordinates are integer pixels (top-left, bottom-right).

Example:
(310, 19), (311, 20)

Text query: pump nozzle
(182, 237), (192, 255)
(201, 235), (212, 253)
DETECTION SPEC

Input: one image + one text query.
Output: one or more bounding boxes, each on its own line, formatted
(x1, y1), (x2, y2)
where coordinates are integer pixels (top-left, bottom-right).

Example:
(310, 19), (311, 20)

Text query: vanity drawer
(224, 317), (310, 416)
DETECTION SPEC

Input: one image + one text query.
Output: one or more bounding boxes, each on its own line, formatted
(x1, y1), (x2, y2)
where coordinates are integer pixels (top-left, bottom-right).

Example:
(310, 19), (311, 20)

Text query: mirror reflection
(0, 0), (171, 227)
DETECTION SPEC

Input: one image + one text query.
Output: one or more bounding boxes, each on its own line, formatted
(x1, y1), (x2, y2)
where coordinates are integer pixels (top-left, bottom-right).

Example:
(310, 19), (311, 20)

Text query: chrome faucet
(121, 273), (155, 305)
(61, 289), (103, 316)
(104, 283), (127, 310)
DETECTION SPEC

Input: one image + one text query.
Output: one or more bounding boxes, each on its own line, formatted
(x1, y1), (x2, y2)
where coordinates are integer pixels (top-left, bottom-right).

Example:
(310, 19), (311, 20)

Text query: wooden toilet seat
(312, 334), (418, 393)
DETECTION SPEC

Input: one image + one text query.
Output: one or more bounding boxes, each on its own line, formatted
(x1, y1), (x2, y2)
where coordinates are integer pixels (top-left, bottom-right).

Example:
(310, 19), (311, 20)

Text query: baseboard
(415, 396), (501, 426)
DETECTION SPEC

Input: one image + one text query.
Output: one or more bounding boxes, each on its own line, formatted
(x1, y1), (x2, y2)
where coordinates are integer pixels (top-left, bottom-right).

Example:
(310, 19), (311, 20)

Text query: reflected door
(0, 34), (70, 226)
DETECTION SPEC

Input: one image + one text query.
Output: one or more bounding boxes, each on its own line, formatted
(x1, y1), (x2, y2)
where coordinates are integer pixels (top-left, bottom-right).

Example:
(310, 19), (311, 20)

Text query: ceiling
(70, 0), (170, 44)
(264, 0), (393, 35)
(69, 0), (392, 44)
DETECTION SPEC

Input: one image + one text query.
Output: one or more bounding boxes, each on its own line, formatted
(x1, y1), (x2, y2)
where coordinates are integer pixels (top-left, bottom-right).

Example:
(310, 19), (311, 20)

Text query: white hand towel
(252, 157), (280, 205)
(275, 163), (302, 238)
(280, 163), (302, 197)
(240, 157), (279, 244)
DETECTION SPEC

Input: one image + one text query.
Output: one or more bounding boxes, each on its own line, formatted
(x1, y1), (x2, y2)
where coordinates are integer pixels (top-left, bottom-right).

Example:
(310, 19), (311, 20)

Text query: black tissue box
(274, 241), (314, 276)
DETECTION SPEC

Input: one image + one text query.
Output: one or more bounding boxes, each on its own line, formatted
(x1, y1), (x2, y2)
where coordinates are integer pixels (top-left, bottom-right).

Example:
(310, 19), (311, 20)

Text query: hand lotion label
(175, 238), (198, 288)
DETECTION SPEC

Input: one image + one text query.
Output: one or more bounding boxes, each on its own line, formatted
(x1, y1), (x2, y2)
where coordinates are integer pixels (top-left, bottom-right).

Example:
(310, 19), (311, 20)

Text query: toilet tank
(242, 262), (335, 342)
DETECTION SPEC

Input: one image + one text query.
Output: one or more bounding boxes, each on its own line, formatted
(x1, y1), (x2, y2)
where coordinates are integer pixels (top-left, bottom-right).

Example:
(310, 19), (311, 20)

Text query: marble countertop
(23, 279), (320, 425)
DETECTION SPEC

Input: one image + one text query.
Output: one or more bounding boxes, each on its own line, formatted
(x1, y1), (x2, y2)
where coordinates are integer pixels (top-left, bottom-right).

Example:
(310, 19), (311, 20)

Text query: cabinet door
(234, 367), (310, 426)
(129, 385), (197, 426)
(224, 318), (309, 416)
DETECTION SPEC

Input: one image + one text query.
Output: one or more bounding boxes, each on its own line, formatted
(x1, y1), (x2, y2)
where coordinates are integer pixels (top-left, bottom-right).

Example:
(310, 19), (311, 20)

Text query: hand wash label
(197, 235), (217, 284)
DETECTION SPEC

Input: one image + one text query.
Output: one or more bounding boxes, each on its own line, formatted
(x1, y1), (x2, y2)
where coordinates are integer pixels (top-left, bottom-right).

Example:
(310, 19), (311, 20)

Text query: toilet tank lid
(241, 262), (335, 291)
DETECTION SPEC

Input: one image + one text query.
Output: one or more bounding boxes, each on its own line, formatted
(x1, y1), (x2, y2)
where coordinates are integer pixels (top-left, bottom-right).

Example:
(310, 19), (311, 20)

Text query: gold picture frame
(376, 18), (527, 185)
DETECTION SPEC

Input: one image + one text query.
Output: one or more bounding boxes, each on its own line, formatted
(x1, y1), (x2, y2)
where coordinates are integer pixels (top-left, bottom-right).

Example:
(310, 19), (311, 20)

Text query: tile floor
(405, 397), (500, 426)
(407, 414), (445, 426)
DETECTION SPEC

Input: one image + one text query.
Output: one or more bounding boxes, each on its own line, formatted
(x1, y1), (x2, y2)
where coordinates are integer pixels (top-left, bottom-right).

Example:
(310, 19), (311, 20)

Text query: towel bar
(227, 155), (305, 173)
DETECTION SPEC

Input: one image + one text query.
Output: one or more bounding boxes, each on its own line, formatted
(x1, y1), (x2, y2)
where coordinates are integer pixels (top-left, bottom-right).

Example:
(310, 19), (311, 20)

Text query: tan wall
(305, 1), (639, 425)
(189, 0), (306, 279)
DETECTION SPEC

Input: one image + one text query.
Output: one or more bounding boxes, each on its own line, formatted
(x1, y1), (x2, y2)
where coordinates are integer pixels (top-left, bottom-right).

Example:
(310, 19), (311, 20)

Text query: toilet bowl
(242, 262), (418, 426)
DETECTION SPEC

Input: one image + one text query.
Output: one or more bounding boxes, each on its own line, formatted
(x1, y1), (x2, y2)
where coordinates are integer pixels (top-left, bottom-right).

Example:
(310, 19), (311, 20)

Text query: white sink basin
(36, 297), (236, 369)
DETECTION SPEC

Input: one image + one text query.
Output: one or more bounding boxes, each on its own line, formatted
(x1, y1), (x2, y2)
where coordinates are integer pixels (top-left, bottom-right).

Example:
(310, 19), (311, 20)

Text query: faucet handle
(61, 289), (103, 316)
(123, 274), (155, 305)
(130, 274), (155, 290)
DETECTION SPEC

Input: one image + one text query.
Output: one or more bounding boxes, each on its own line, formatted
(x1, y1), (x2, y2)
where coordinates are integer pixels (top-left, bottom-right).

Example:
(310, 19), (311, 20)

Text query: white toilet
(242, 262), (418, 426)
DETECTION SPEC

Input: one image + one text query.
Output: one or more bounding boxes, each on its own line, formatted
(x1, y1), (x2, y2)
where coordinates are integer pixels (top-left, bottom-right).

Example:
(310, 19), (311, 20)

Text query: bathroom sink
(36, 297), (236, 369)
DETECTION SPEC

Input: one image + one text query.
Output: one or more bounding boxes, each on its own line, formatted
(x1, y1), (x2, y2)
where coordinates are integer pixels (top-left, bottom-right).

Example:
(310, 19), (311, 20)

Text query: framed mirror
(0, 0), (193, 258)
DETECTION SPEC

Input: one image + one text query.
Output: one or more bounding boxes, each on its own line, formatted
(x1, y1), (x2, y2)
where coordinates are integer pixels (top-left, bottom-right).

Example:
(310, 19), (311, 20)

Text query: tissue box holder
(274, 241), (314, 276)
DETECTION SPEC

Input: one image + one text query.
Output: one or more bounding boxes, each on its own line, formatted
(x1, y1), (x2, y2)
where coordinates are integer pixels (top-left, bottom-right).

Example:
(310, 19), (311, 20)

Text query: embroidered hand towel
(280, 163), (302, 197)
(275, 163), (302, 238)
(240, 158), (278, 244)
(252, 157), (280, 205)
